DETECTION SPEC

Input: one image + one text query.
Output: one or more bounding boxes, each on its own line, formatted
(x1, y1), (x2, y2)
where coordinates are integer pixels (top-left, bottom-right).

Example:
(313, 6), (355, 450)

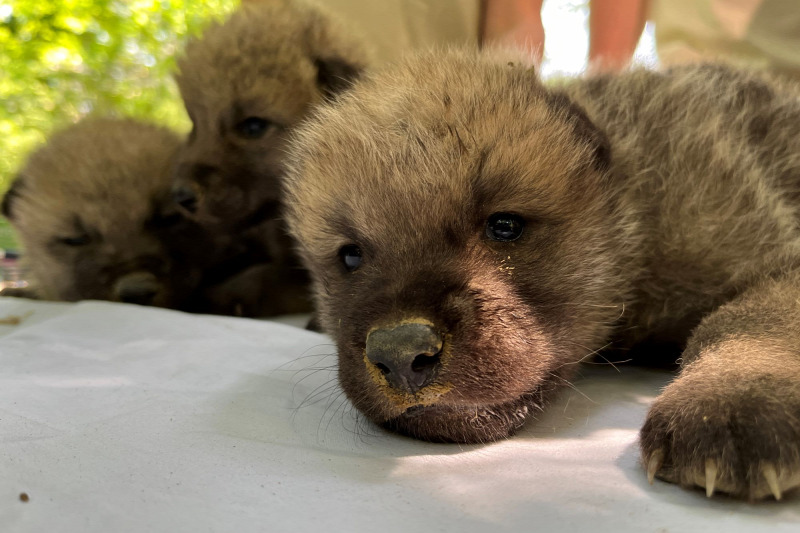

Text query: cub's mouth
(358, 319), (555, 443)
(382, 391), (546, 444)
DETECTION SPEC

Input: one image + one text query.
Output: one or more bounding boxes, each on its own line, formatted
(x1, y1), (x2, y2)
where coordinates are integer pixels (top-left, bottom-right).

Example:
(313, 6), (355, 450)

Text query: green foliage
(0, 220), (15, 250)
(0, 0), (237, 249)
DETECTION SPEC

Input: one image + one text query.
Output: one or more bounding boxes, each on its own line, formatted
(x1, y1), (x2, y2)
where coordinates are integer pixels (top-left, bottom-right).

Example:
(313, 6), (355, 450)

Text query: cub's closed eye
(235, 117), (275, 139)
(486, 212), (525, 242)
(339, 244), (362, 272)
(58, 234), (91, 246)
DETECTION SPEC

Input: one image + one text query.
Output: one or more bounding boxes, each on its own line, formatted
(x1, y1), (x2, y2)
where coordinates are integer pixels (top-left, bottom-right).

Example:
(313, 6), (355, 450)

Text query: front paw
(639, 363), (800, 500)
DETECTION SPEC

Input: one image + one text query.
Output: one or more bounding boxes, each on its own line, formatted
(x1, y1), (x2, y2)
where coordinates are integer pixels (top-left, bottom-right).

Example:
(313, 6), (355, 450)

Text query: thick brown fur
(173, 0), (369, 316)
(284, 50), (800, 500)
(2, 118), (210, 307)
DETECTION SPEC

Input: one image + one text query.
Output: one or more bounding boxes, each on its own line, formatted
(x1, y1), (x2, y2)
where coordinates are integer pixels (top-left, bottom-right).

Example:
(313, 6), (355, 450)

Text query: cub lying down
(284, 51), (800, 500)
(2, 118), (210, 307)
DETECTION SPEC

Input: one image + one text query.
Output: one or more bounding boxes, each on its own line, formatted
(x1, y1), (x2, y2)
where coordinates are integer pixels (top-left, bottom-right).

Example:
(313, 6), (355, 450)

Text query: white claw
(761, 463), (782, 501)
(647, 449), (664, 485)
(705, 458), (717, 498)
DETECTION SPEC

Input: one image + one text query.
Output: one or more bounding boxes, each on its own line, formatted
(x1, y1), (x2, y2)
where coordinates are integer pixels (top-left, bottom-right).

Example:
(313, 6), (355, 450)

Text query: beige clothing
(316, 0), (481, 65)
(652, 0), (800, 77)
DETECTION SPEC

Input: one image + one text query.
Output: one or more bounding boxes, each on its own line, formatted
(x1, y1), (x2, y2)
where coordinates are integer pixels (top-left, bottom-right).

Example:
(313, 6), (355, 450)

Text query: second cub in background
(172, 0), (370, 317)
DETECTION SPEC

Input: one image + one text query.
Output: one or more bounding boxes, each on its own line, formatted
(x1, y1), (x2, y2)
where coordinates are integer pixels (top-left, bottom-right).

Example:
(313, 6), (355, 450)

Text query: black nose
(365, 322), (443, 394)
(114, 272), (161, 306)
(172, 185), (198, 213)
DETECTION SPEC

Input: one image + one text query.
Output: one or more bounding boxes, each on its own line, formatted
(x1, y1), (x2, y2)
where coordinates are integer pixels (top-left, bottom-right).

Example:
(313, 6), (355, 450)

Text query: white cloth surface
(1, 298), (798, 532)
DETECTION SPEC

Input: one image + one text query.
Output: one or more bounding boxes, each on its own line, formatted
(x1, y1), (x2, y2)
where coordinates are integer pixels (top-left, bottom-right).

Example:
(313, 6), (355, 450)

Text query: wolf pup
(284, 50), (800, 500)
(172, 0), (369, 317)
(1, 118), (209, 308)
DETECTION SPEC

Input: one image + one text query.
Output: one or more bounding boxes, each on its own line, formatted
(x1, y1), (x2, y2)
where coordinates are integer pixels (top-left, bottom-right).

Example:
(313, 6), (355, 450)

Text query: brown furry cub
(172, 0), (369, 316)
(1, 118), (209, 308)
(284, 50), (800, 500)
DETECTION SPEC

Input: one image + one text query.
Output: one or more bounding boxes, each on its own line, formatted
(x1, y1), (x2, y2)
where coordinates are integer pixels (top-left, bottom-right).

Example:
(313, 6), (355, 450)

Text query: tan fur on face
(286, 51), (634, 441)
(284, 46), (800, 473)
(4, 118), (203, 307)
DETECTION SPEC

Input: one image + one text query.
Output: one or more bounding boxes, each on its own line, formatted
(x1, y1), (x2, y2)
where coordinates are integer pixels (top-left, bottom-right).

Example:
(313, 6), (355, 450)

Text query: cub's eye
(58, 234), (91, 246)
(486, 212), (525, 242)
(235, 117), (273, 139)
(338, 244), (362, 272)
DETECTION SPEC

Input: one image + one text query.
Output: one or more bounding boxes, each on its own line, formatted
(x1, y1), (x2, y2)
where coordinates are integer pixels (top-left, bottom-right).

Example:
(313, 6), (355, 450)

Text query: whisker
(592, 354), (631, 372)
(295, 379), (340, 410)
(555, 340), (615, 369)
(553, 374), (597, 405)
(290, 364), (337, 392)
(320, 390), (350, 440)
(271, 344), (338, 372)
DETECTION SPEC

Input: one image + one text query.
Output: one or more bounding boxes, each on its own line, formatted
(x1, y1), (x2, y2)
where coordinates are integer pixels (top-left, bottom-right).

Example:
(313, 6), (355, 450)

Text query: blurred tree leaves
(0, 0), (237, 249)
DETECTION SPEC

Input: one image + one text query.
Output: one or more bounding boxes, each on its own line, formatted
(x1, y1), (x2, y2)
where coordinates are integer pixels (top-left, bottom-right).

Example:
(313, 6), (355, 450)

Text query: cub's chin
(355, 364), (568, 444)
(381, 396), (541, 444)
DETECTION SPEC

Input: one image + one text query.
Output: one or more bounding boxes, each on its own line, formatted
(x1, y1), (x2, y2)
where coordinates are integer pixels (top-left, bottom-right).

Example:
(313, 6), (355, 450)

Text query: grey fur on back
(566, 64), (800, 344)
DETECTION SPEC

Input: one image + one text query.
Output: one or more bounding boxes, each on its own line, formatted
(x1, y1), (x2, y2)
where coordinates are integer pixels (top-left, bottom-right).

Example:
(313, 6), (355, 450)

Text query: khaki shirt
(315, 0), (481, 65)
(652, 0), (800, 77)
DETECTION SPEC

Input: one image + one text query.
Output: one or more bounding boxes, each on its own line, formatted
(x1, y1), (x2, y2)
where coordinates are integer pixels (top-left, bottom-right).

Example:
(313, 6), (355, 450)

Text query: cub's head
(285, 51), (633, 443)
(2, 118), (207, 307)
(173, 0), (369, 230)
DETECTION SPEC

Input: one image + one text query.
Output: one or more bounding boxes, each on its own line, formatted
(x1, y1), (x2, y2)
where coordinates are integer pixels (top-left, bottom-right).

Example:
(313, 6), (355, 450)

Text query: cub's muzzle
(114, 271), (162, 306)
(365, 322), (443, 394)
(171, 184), (199, 214)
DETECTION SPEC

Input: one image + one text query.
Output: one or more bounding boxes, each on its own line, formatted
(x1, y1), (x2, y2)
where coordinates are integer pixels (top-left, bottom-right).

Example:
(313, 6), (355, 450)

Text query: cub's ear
(545, 91), (611, 173)
(314, 56), (363, 99)
(1, 177), (25, 221)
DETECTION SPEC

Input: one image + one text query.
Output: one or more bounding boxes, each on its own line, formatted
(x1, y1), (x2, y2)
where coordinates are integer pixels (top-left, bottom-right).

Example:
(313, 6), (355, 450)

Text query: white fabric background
(1, 298), (798, 532)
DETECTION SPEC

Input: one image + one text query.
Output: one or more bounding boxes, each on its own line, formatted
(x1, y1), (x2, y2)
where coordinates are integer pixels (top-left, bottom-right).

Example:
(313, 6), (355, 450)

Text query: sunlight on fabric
(387, 431), (644, 525)
(32, 376), (133, 388)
